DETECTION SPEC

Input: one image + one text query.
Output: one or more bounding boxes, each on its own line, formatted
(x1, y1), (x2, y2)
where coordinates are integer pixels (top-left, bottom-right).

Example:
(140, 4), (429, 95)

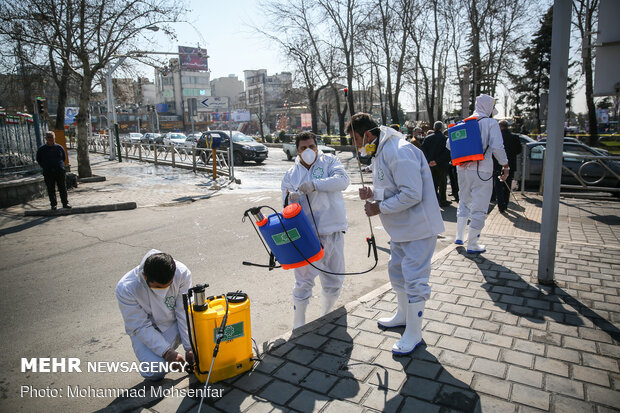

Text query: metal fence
(0, 115), (45, 174)
(73, 135), (230, 176)
(516, 143), (620, 194)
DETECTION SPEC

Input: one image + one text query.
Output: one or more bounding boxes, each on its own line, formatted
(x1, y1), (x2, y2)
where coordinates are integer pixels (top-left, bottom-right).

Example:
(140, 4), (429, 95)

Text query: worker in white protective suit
(446, 94), (509, 253)
(116, 250), (193, 380)
(281, 131), (350, 329)
(346, 113), (445, 356)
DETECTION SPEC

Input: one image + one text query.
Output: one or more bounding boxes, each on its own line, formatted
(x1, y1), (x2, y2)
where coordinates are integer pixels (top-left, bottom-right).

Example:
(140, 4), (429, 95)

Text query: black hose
(247, 205), (378, 276)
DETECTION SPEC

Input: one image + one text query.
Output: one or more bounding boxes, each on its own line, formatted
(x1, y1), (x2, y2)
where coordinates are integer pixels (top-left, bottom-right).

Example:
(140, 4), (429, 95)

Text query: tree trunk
(76, 76), (93, 178)
(309, 92), (319, 134)
(54, 64), (70, 130)
(584, 36), (598, 145)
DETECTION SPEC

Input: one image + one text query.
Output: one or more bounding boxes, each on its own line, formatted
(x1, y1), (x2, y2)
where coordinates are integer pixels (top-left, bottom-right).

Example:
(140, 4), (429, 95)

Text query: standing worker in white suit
(346, 113), (445, 356)
(447, 94), (509, 253)
(281, 132), (350, 329)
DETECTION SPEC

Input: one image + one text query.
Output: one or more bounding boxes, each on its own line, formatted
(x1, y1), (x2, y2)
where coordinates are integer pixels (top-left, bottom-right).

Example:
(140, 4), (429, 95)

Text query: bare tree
(365, 0), (416, 124)
(259, 0), (333, 134)
(259, 0), (353, 136)
(573, 0), (599, 145)
(1, 0), (186, 177)
(0, 0), (79, 130)
(459, 0), (534, 110)
(317, 0), (367, 117)
(407, 0), (452, 124)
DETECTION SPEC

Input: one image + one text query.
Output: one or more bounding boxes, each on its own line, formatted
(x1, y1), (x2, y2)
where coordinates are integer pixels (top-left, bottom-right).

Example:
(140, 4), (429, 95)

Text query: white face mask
(300, 148), (317, 165)
(150, 287), (170, 298)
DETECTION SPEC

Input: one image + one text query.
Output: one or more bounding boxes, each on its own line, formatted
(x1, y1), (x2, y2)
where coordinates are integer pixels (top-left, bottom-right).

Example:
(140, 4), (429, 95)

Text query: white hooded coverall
(281, 150), (350, 302)
(447, 94), (509, 230)
(369, 127), (445, 302)
(116, 249), (192, 379)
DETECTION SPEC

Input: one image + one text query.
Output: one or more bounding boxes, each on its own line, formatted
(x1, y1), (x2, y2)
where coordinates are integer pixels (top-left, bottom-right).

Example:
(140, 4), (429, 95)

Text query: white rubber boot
(392, 301), (425, 356)
(455, 217), (468, 245)
(377, 291), (408, 328)
(467, 228), (486, 253)
(293, 298), (309, 329)
(321, 293), (339, 316)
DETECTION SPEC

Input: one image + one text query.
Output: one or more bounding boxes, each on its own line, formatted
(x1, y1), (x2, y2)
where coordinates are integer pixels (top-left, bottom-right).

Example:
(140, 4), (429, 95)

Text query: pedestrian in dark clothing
(493, 120), (521, 213)
(448, 161), (459, 202)
(421, 121), (452, 207)
(36, 131), (71, 210)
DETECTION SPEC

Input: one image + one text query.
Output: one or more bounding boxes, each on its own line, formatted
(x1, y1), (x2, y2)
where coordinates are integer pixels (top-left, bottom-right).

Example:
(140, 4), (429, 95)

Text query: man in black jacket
(422, 121), (452, 207)
(36, 131), (71, 210)
(494, 120), (522, 213)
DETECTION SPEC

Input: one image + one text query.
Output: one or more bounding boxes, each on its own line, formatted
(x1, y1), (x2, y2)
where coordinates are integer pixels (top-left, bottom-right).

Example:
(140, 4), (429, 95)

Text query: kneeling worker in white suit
(116, 250), (193, 380)
(447, 94), (509, 253)
(281, 131), (350, 329)
(346, 113), (445, 356)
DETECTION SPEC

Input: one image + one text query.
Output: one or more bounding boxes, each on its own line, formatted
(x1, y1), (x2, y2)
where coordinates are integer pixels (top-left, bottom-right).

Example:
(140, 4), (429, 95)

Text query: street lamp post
(105, 56), (128, 160)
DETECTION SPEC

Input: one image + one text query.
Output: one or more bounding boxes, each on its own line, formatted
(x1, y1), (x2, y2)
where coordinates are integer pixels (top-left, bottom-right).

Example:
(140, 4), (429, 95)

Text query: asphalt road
(0, 147), (457, 412)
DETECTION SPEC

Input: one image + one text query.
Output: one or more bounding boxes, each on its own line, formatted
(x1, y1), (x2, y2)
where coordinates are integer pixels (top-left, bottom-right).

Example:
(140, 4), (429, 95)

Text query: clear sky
(140, 0), (288, 83)
(137, 0), (590, 116)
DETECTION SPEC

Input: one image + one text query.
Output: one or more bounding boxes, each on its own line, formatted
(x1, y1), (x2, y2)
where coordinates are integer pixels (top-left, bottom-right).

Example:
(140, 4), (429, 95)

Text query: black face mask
(358, 154), (373, 165)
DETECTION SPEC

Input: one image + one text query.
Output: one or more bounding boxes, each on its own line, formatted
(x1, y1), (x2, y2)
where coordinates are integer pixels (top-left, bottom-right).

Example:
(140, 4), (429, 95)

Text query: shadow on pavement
(0, 215), (56, 236)
(440, 204), (457, 223)
(204, 307), (359, 412)
(499, 208), (541, 232)
(389, 346), (480, 412)
(552, 285), (620, 343)
(458, 248), (584, 327)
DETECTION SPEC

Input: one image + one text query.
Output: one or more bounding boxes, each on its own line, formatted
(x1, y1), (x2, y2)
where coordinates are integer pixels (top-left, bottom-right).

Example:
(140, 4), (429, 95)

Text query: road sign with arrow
(200, 97), (228, 108)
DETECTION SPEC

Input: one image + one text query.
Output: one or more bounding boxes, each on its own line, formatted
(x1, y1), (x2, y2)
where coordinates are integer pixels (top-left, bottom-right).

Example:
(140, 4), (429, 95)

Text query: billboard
(65, 107), (78, 125)
(178, 46), (209, 71)
(301, 113), (312, 128)
(232, 110), (251, 122)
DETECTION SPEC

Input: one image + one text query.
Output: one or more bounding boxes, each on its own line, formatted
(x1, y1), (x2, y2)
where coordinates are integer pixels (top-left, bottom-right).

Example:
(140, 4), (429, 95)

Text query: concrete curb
(77, 175), (107, 183)
(24, 202), (137, 216)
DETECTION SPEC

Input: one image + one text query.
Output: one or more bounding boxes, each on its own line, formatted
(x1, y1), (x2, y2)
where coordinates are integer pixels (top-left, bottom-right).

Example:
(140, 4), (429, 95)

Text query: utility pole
(537, 0), (572, 284)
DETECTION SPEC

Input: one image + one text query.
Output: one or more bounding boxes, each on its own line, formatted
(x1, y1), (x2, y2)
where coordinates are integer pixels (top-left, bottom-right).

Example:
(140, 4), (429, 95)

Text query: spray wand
(502, 179), (530, 222)
(344, 87), (378, 262)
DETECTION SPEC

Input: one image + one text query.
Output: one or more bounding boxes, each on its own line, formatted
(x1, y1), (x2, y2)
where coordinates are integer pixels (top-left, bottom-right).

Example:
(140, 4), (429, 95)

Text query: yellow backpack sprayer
(183, 284), (255, 394)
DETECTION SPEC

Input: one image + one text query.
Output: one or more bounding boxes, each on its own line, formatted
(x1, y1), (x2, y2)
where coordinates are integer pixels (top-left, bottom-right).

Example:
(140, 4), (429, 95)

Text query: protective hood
(474, 94), (498, 118)
(138, 248), (162, 286)
(376, 125), (406, 152)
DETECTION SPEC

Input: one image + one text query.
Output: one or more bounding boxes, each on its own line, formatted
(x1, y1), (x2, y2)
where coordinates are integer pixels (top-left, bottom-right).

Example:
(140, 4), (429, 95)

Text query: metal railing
(76, 135), (229, 177)
(0, 117), (45, 173)
(516, 143), (620, 193)
(557, 153), (620, 192)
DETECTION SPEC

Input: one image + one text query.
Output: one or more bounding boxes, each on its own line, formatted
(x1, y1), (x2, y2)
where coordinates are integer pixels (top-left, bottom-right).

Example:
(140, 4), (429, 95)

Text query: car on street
(197, 131), (269, 165)
(163, 132), (188, 146)
(184, 134), (199, 149)
(537, 136), (611, 156)
(142, 132), (162, 144)
(129, 133), (143, 143)
(525, 141), (620, 195)
(282, 137), (336, 160)
(518, 134), (536, 145)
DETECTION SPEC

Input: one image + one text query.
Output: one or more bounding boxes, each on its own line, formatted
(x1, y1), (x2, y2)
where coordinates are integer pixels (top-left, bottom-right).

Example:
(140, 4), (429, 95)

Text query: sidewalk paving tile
(472, 373), (512, 399)
(362, 387), (404, 413)
(134, 189), (620, 413)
